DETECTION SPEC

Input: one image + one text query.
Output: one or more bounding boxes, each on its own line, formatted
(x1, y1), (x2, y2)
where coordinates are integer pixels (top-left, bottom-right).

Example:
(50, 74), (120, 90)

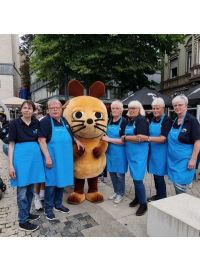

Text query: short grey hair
(172, 95), (188, 106)
(128, 100), (145, 116)
(47, 99), (62, 108)
(152, 97), (165, 108)
(111, 100), (124, 113)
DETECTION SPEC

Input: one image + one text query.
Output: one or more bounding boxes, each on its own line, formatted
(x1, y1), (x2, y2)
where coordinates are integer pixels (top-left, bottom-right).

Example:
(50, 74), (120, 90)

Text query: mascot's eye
(73, 111), (84, 119)
(94, 112), (103, 119)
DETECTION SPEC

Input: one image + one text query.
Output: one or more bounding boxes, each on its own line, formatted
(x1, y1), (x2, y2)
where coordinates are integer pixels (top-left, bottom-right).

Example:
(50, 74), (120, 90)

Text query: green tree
(19, 34), (35, 88)
(30, 34), (184, 96)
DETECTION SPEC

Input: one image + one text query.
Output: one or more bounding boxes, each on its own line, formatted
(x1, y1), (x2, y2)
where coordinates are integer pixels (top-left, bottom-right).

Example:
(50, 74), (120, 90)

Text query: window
(187, 51), (192, 73)
(170, 58), (178, 78)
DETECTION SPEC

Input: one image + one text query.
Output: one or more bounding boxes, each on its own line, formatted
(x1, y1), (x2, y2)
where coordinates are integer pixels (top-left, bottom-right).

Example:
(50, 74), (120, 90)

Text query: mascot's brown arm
(73, 143), (85, 159)
(93, 141), (108, 159)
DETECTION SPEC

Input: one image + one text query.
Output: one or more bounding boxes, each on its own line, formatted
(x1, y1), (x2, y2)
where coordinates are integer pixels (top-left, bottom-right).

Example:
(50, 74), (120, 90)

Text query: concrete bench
(147, 193), (200, 237)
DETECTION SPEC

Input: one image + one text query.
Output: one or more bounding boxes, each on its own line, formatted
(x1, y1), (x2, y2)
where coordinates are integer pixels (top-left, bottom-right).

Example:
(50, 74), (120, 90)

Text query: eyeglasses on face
(48, 107), (61, 111)
(173, 104), (185, 108)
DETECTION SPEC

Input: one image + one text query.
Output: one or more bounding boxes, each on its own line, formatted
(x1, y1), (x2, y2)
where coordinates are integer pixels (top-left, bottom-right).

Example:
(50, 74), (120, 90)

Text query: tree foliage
(30, 34), (184, 95)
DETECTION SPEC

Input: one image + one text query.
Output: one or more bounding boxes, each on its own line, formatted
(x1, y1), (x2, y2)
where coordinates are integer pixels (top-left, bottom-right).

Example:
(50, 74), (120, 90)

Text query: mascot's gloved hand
(77, 147), (85, 157)
(93, 147), (102, 158)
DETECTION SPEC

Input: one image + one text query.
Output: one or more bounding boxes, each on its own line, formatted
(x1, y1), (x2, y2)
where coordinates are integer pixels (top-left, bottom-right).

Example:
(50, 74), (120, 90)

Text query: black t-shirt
(172, 112), (200, 144)
(108, 117), (127, 137)
(150, 115), (173, 137)
(123, 115), (149, 136)
(8, 117), (40, 143)
(38, 114), (74, 143)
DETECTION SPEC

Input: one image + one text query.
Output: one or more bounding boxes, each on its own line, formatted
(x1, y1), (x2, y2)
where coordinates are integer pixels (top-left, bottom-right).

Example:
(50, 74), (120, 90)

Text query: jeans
(3, 143), (8, 156)
(133, 180), (146, 204)
(45, 186), (64, 214)
(109, 172), (125, 196)
(17, 184), (34, 224)
(154, 175), (166, 199)
(174, 183), (187, 195)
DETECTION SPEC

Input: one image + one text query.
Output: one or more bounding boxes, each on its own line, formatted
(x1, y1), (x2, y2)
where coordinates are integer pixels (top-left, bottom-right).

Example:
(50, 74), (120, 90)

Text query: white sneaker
(108, 193), (117, 200)
(39, 190), (45, 200)
(34, 195), (43, 210)
(114, 195), (123, 204)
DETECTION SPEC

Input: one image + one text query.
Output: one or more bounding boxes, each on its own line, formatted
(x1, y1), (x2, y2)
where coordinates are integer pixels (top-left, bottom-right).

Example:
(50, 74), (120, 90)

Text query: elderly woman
(167, 95), (200, 194)
(138, 98), (172, 201)
(121, 100), (149, 216)
(102, 100), (128, 204)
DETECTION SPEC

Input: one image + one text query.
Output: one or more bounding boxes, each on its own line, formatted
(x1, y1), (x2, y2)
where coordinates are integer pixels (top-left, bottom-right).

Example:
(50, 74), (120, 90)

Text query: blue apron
(148, 115), (167, 176)
(44, 117), (74, 187)
(106, 118), (128, 173)
(125, 122), (149, 180)
(11, 142), (45, 187)
(167, 116), (195, 184)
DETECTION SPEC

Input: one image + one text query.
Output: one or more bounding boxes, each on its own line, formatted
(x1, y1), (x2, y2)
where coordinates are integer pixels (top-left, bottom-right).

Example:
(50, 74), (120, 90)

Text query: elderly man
(38, 99), (83, 220)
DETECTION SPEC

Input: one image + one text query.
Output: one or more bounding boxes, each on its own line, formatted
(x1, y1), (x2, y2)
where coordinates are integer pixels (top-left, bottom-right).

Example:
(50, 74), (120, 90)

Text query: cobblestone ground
(0, 139), (200, 237)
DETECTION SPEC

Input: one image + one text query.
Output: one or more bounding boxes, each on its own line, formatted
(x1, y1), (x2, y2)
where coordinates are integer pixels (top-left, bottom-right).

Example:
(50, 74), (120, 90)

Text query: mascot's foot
(67, 192), (86, 205)
(86, 192), (104, 203)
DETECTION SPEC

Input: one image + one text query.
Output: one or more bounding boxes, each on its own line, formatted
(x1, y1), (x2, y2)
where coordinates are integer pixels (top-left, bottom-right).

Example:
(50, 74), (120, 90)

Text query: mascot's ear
(62, 100), (70, 110)
(67, 80), (84, 97)
(89, 81), (105, 98)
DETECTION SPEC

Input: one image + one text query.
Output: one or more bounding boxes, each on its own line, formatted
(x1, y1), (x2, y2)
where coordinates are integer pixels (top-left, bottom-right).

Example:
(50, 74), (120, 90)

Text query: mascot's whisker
(72, 123), (84, 128)
(94, 125), (106, 133)
(73, 126), (86, 134)
(94, 119), (105, 122)
(72, 120), (85, 123)
(96, 123), (107, 128)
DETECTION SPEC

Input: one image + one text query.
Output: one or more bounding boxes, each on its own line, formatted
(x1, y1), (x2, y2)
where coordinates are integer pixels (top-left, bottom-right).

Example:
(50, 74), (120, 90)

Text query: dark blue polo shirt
(172, 112), (200, 144)
(123, 115), (149, 136)
(8, 117), (40, 143)
(38, 114), (74, 143)
(108, 117), (127, 137)
(151, 115), (173, 137)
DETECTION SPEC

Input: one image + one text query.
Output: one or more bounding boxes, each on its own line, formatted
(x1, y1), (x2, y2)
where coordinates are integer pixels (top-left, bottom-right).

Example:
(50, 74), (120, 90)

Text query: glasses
(128, 107), (139, 110)
(173, 104), (185, 108)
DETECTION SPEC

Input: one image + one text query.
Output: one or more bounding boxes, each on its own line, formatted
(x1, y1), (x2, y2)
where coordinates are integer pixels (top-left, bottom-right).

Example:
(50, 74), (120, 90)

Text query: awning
(1, 97), (41, 107)
(122, 87), (172, 106)
(183, 85), (200, 105)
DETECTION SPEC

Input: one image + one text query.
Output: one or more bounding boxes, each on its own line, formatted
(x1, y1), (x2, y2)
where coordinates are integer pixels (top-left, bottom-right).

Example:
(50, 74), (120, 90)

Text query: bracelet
(148, 136), (151, 142)
(191, 158), (197, 161)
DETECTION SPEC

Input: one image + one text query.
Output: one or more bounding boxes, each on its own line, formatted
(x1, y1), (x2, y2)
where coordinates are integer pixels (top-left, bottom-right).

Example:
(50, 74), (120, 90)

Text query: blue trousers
(154, 174), (166, 199)
(17, 184), (34, 224)
(109, 172), (125, 196)
(133, 180), (146, 204)
(45, 186), (64, 214)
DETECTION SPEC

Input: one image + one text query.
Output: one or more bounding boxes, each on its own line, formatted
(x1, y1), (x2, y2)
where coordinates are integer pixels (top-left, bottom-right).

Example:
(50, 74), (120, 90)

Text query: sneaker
(102, 177), (107, 183)
(44, 211), (56, 220)
(34, 196), (43, 210)
(19, 221), (39, 232)
(136, 204), (147, 216)
(147, 195), (159, 202)
(28, 213), (40, 221)
(39, 190), (45, 201)
(129, 198), (139, 207)
(108, 193), (117, 200)
(114, 195), (123, 204)
(54, 205), (70, 214)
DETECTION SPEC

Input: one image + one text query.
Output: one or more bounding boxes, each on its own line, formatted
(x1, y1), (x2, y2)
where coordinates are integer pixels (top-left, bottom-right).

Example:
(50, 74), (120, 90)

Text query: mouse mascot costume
(63, 80), (108, 204)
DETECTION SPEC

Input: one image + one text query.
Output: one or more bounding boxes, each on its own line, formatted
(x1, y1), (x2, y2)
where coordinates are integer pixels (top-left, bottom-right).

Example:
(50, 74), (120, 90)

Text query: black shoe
(54, 205), (70, 214)
(136, 204), (147, 216)
(19, 221), (39, 232)
(129, 198), (139, 207)
(147, 195), (159, 202)
(28, 213), (40, 221)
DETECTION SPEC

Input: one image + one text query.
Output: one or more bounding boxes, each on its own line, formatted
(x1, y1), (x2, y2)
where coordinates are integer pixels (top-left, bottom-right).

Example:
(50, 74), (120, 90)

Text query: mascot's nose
(87, 118), (93, 125)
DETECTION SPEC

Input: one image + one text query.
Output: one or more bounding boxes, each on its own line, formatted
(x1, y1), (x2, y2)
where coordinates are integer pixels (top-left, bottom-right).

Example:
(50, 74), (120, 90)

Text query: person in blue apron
(38, 99), (83, 221)
(137, 98), (173, 201)
(8, 100), (45, 232)
(121, 100), (149, 216)
(102, 100), (128, 204)
(167, 95), (200, 194)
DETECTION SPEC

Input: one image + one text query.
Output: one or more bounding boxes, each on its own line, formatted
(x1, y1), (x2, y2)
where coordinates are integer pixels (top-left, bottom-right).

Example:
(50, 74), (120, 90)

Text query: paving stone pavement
(0, 140), (200, 237)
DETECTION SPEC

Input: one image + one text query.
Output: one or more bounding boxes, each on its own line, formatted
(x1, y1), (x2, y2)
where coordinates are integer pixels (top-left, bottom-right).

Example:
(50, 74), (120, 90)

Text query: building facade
(161, 34), (200, 96)
(0, 34), (21, 100)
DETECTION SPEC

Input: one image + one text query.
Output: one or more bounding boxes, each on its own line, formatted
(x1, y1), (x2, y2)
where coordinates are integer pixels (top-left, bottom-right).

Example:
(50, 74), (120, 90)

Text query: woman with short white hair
(121, 100), (149, 216)
(138, 97), (172, 201)
(102, 100), (128, 204)
(167, 94), (200, 194)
